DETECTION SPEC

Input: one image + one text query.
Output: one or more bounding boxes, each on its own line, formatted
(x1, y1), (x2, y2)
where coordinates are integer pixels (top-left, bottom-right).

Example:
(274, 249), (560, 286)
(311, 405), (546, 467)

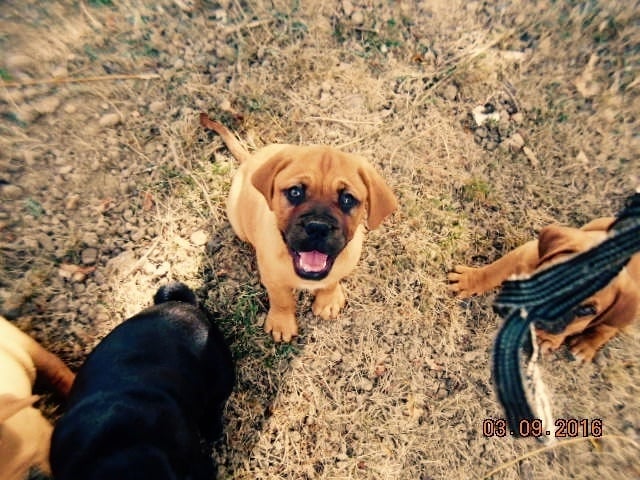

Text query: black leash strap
(492, 192), (640, 435)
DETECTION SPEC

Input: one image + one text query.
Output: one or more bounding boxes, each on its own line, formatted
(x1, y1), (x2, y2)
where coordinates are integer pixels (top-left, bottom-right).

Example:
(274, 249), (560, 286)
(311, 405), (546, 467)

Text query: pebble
(149, 101), (166, 113)
(81, 248), (99, 265)
(32, 96), (61, 115)
(1, 184), (23, 199)
(190, 229), (208, 246)
(82, 231), (99, 246)
(65, 195), (80, 210)
(342, 0), (354, 16)
(351, 10), (365, 25)
(37, 234), (55, 252)
(357, 377), (374, 392)
(505, 133), (525, 151)
(99, 113), (122, 128)
(5, 53), (33, 71)
(442, 84), (458, 101)
(154, 262), (170, 277)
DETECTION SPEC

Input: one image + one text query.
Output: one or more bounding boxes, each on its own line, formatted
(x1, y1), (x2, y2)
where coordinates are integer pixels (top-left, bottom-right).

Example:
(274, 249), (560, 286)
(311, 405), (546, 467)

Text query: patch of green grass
(265, 343), (299, 369)
(83, 45), (98, 61)
(88, 0), (113, 6)
(0, 68), (11, 81)
(24, 198), (45, 218)
(461, 178), (492, 203)
(2, 112), (27, 127)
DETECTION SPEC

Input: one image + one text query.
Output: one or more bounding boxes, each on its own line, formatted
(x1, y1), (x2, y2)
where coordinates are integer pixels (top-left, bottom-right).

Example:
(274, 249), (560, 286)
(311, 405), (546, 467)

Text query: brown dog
(448, 218), (640, 362)
(200, 113), (398, 342)
(0, 316), (75, 480)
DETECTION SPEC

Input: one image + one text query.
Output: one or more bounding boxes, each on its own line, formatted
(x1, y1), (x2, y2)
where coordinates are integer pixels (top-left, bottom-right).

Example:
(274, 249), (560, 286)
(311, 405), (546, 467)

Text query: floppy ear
(536, 225), (585, 266)
(358, 165), (398, 230)
(0, 394), (39, 423)
(251, 154), (292, 211)
(593, 275), (640, 330)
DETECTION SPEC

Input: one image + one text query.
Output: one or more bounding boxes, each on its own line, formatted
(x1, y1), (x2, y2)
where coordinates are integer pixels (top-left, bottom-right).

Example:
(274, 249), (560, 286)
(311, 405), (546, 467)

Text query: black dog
(50, 283), (235, 480)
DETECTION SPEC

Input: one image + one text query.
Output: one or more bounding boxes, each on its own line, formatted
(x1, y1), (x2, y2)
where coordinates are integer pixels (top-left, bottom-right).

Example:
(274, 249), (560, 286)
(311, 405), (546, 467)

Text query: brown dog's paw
(312, 284), (346, 320)
(447, 265), (483, 298)
(535, 329), (566, 354)
(264, 311), (298, 342)
(568, 336), (599, 363)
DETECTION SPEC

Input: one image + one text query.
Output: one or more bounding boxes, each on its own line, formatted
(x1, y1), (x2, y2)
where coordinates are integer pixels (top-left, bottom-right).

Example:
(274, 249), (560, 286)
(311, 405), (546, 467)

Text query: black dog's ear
(154, 282), (197, 306)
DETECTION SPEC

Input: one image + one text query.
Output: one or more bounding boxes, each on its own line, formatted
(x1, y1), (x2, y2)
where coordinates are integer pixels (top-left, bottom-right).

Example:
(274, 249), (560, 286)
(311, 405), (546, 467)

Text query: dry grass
(1, 0), (639, 479)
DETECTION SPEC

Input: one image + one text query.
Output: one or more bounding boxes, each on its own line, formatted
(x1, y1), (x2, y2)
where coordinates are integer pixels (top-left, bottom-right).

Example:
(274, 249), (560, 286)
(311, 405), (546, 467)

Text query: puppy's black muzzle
(290, 212), (343, 254)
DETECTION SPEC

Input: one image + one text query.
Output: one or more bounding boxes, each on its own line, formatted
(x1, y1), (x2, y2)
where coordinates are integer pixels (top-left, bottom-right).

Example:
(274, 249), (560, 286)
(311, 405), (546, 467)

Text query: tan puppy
(201, 113), (398, 342)
(0, 316), (75, 480)
(448, 218), (640, 362)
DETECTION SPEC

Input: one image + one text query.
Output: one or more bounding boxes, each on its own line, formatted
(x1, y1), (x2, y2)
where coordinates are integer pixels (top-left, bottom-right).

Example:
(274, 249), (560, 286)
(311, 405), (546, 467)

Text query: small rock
(82, 231), (99, 246)
(149, 101), (166, 113)
(523, 146), (539, 167)
(5, 54), (33, 71)
(174, 58), (185, 70)
(475, 127), (487, 138)
(351, 10), (365, 25)
(342, 0), (354, 16)
(51, 66), (68, 78)
(190, 229), (208, 246)
(37, 234), (55, 252)
(471, 105), (500, 126)
(58, 165), (73, 175)
(357, 377), (373, 392)
(510, 112), (524, 124)
(64, 103), (77, 114)
(99, 113), (122, 128)
(23, 150), (38, 166)
(17, 106), (38, 124)
(0, 184), (23, 200)
(32, 96), (61, 115)
(142, 261), (157, 275)
(505, 133), (525, 151)
(442, 84), (458, 101)
(155, 262), (170, 277)
(65, 194), (80, 210)
(81, 248), (99, 265)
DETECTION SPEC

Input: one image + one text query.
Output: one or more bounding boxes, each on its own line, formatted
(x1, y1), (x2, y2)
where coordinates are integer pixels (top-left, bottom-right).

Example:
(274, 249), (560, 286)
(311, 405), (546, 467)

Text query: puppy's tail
(154, 282), (198, 306)
(200, 113), (250, 164)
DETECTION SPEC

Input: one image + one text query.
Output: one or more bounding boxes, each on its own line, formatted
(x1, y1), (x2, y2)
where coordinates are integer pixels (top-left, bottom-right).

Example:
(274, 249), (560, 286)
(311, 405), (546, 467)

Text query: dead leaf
(142, 191), (154, 211)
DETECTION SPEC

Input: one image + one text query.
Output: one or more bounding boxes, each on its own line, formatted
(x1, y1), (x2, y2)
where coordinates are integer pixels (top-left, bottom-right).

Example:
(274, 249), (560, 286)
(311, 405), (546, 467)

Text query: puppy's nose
(304, 220), (331, 238)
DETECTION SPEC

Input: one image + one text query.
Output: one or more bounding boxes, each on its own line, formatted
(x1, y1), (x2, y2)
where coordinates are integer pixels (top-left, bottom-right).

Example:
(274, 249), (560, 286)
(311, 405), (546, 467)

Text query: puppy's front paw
(568, 336), (599, 363)
(535, 329), (566, 354)
(447, 265), (483, 298)
(312, 283), (346, 320)
(264, 311), (298, 342)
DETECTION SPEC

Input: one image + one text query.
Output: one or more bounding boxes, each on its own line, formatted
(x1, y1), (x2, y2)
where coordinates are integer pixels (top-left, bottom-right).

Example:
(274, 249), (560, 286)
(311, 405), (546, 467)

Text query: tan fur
(0, 316), (75, 479)
(448, 217), (640, 361)
(201, 113), (398, 341)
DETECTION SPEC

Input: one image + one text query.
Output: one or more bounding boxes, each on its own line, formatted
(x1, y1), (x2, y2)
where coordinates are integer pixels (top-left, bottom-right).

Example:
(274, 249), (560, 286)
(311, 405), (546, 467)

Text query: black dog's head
(50, 282), (235, 480)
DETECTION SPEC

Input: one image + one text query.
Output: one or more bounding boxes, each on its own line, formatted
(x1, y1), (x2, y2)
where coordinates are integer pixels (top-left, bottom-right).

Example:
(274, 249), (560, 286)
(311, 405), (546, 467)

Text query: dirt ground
(1, 0), (639, 479)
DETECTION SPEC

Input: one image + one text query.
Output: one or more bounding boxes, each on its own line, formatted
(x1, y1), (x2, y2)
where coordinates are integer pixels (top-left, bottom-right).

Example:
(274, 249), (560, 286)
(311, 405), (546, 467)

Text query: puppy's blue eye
(338, 191), (358, 212)
(285, 185), (305, 205)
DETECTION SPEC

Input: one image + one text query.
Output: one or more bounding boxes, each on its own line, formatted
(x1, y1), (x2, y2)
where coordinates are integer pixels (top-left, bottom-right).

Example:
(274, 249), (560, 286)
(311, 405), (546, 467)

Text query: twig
(479, 435), (640, 479)
(121, 237), (161, 278)
(224, 18), (275, 36)
(0, 73), (160, 89)
(300, 116), (381, 126)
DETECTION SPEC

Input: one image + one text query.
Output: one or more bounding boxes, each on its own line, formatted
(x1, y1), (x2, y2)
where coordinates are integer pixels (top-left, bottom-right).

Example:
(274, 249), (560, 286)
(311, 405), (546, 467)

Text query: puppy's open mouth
(291, 250), (335, 280)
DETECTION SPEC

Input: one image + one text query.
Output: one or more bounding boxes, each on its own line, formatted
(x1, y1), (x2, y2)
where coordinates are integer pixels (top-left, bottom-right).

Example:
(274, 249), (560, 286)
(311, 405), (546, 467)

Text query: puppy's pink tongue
(298, 251), (328, 272)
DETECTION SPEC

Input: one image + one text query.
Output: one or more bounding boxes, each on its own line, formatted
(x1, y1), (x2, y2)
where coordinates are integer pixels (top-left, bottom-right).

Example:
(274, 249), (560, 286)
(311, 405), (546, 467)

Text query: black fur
(50, 283), (234, 480)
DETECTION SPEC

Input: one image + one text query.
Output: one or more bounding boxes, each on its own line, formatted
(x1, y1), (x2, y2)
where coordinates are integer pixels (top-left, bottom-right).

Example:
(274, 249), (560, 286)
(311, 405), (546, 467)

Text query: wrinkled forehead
(273, 146), (368, 198)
